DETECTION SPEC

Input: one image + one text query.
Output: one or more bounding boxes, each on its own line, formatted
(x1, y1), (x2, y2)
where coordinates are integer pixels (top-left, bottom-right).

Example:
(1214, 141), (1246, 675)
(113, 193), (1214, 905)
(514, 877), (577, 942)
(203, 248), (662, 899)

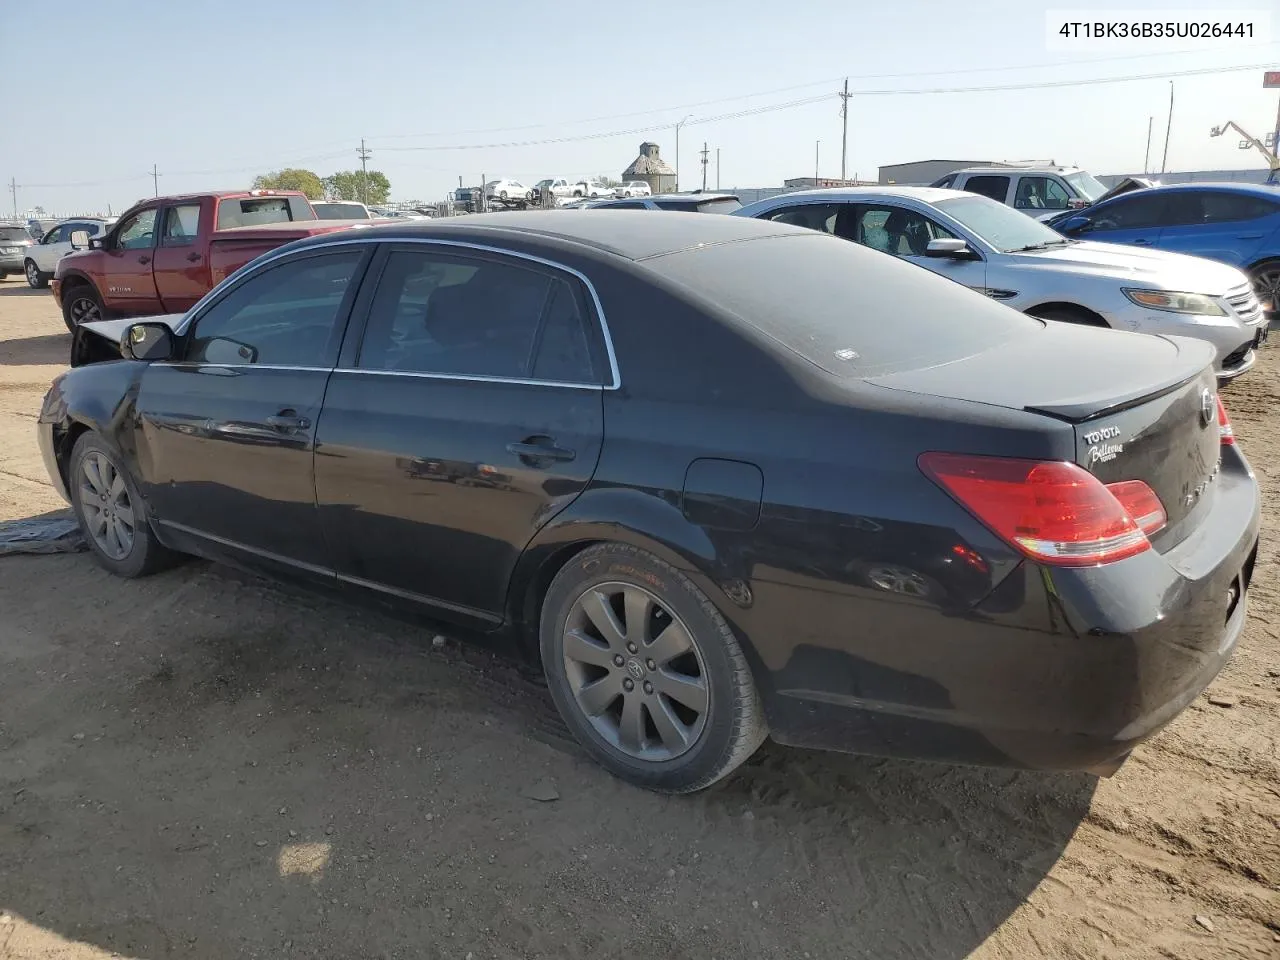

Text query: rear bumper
(0, 254), (25, 273)
(761, 446), (1260, 774)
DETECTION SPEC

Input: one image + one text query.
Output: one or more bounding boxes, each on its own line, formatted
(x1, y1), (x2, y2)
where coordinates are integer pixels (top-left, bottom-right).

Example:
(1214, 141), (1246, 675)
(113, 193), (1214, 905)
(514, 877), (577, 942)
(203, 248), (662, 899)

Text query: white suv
(24, 217), (115, 288)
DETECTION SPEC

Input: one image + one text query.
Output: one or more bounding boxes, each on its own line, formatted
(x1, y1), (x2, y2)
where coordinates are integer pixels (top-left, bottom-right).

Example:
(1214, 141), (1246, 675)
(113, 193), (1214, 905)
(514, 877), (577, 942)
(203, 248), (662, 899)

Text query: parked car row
(40, 210), (1260, 795)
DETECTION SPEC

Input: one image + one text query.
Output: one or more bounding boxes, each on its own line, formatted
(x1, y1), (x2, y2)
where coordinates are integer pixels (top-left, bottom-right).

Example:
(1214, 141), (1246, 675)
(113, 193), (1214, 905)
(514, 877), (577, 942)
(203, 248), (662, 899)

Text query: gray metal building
(877, 159), (1007, 185)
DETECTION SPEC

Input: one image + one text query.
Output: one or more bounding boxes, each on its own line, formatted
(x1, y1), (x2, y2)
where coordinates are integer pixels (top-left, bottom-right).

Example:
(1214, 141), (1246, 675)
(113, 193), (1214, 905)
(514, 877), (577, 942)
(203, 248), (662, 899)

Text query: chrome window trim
(331, 367), (604, 391)
(174, 235), (622, 390)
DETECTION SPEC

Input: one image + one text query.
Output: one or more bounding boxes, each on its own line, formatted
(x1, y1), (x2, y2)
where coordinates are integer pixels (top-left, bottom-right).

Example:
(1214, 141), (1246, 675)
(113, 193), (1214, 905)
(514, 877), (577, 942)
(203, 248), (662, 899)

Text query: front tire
(1249, 259), (1280, 315)
(25, 259), (48, 288)
(61, 283), (105, 333)
(540, 543), (767, 793)
(69, 431), (180, 578)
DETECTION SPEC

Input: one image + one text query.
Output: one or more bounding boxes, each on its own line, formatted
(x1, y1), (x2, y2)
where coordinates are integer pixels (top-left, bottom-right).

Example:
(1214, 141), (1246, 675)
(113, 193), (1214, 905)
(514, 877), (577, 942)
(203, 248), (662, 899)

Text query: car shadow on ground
(0, 554), (1097, 959)
(0, 280), (54, 298)
(0, 331), (69, 366)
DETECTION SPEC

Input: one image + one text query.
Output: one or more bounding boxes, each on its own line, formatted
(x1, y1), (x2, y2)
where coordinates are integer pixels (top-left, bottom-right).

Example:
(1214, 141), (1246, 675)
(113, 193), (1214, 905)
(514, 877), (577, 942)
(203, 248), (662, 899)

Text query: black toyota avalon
(38, 211), (1259, 793)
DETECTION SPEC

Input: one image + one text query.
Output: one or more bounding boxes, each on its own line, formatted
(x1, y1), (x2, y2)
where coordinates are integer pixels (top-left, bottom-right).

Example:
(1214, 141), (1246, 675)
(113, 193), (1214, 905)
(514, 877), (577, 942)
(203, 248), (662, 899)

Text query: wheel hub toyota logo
(625, 659), (645, 680)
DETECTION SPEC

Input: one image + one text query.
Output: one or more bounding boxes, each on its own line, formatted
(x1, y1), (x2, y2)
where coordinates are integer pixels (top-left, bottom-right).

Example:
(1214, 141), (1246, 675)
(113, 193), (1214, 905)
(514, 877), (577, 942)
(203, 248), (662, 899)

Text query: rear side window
(185, 250), (364, 367)
(961, 176), (1010, 202)
(696, 198), (742, 213)
(761, 203), (840, 233)
(357, 249), (599, 383)
(161, 204), (201, 246)
(644, 232), (1038, 378)
(1199, 192), (1279, 223)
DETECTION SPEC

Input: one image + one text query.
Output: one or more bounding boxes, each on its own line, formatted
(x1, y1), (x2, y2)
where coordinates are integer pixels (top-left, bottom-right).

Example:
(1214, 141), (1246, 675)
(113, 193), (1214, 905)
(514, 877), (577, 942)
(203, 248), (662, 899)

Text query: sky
(4, 0), (1279, 215)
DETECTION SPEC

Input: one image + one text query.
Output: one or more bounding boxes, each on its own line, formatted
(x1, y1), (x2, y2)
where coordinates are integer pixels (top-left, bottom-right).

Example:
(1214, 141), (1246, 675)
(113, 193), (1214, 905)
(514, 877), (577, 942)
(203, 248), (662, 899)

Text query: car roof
(951, 166), (1084, 175)
(1116, 181), (1280, 197)
(289, 210), (798, 262)
(744, 186), (966, 205)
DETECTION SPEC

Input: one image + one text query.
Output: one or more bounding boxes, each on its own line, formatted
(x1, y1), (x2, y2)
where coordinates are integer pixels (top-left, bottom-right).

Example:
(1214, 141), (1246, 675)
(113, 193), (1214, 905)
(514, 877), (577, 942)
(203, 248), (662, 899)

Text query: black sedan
(38, 212), (1259, 792)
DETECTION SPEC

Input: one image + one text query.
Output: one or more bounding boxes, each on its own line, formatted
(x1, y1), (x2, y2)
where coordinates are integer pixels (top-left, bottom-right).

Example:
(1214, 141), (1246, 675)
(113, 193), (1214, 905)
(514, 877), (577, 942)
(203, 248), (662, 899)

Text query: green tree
(323, 170), (391, 205)
(252, 168), (325, 199)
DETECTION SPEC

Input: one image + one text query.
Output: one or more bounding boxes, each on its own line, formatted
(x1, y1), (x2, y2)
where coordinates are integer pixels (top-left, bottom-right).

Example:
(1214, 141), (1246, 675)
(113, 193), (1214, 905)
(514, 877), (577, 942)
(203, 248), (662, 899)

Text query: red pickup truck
(52, 190), (359, 331)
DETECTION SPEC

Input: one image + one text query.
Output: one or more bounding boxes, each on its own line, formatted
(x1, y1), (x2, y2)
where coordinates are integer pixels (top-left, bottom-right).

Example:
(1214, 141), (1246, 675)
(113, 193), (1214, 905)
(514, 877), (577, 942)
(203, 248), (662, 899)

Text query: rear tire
(539, 542), (767, 793)
(68, 431), (181, 578)
(61, 283), (106, 333)
(25, 259), (48, 289)
(1026, 305), (1109, 327)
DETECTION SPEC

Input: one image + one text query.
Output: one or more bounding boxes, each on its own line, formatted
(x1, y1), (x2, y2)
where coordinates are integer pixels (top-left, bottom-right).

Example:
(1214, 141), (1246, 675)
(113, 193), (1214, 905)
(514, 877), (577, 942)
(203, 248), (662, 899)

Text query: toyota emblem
(1200, 388), (1215, 428)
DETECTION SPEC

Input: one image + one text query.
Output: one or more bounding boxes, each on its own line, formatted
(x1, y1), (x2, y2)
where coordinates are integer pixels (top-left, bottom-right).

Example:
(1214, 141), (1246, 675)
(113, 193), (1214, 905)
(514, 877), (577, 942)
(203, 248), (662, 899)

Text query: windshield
(1064, 171), (1107, 201)
(646, 232), (1038, 378)
(312, 202), (369, 220)
(0, 227), (30, 242)
(933, 194), (1066, 252)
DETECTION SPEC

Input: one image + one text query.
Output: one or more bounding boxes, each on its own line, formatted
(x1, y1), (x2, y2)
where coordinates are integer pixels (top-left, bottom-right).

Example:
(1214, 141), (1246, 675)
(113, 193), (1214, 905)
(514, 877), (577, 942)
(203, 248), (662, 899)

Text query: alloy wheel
(1254, 266), (1280, 312)
(25, 261), (38, 286)
(561, 581), (708, 761)
(69, 295), (101, 325)
(76, 451), (135, 560)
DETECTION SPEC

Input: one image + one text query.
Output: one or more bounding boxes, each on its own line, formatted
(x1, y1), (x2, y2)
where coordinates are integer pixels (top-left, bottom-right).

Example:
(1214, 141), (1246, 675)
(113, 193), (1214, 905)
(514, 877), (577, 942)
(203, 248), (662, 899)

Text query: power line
(853, 61), (1271, 96)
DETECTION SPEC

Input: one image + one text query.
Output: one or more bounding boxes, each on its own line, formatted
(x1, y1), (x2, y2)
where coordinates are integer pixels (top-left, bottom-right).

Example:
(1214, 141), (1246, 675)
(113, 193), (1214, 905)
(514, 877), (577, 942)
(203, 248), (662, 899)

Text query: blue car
(1048, 183), (1280, 314)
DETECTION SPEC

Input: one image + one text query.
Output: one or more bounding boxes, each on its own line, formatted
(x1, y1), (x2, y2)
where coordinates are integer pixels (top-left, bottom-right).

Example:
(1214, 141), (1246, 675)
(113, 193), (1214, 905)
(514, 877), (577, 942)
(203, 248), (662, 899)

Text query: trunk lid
(866, 323), (1223, 538)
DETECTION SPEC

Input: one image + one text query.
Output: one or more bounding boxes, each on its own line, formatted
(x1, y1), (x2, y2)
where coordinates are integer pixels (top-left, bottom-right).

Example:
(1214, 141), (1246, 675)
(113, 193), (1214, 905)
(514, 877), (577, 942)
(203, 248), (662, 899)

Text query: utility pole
(1161, 82), (1174, 174)
(357, 139), (372, 204)
(1143, 116), (1153, 174)
(700, 142), (709, 191)
(675, 115), (691, 192)
(716, 148), (720, 190)
(7, 177), (16, 218)
(815, 140), (820, 182)
(151, 163), (160, 197)
(839, 77), (852, 181)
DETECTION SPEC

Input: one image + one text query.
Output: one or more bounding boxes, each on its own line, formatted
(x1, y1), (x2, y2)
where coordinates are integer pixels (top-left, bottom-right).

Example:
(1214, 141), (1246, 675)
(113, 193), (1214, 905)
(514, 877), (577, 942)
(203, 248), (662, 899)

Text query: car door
(100, 205), (162, 314)
(1154, 191), (1279, 268)
(838, 202), (987, 293)
(314, 242), (608, 629)
(1075, 192), (1168, 247)
(134, 244), (371, 580)
(33, 223), (72, 272)
(151, 200), (210, 312)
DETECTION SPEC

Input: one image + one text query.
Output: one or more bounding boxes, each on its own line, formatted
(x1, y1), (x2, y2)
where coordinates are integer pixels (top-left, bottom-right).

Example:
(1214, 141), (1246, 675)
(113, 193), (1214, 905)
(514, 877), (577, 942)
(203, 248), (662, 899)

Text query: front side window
(357, 249), (598, 383)
(961, 175), (1010, 202)
(116, 209), (158, 250)
(1014, 177), (1071, 211)
(849, 205), (956, 256)
(184, 250), (365, 367)
(1089, 194), (1169, 231)
(161, 204), (201, 246)
(762, 203), (841, 234)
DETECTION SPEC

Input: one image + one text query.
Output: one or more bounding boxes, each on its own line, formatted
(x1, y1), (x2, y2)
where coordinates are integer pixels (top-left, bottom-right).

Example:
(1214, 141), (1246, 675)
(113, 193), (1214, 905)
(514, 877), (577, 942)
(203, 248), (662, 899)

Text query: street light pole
(815, 140), (820, 182)
(675, 115), (691, 192)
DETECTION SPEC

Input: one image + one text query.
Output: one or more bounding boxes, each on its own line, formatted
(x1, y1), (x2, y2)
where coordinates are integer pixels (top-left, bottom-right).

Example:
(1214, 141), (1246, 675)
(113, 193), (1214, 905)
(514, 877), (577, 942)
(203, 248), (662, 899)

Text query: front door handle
(186, 251), (201, 262)
(138, 255), (152, 264)
(1129, 239), (1151, 246)
(507, 436), (575, 464)
(266, 413), (311, 431)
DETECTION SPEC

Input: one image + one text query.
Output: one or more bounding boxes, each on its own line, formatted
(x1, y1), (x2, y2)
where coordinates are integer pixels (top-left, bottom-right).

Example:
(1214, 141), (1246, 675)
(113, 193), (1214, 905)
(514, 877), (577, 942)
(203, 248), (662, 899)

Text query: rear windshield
(644, 232), (1039, 377)
(216, 196), (314, 229)
(313, 202), (369, 220)
(0, 227), (29, 242)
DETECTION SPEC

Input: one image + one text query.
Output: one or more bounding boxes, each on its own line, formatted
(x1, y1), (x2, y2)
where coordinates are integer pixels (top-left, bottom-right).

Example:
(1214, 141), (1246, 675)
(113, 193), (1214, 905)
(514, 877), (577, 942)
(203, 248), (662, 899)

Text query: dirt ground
(0, 277), (1276, 960)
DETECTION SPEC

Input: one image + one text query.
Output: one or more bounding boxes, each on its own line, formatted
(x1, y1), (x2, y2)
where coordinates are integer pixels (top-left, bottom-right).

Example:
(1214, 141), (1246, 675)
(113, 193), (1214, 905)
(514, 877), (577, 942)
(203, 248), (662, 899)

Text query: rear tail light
(919, 453), (1161, 566)
(1216, 396), (1235, 445)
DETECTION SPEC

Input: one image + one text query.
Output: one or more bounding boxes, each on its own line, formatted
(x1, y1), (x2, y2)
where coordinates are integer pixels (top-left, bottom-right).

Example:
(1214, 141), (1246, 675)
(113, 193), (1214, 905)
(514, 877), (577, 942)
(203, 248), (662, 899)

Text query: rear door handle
(1237, 233), (1264, 240)
(138, 255), (151, 264)
(507, 437), (575, 463)
(186, 251), (201, 262)
(1130, 239), (1151, 246)
(265, 414), (311, 431)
